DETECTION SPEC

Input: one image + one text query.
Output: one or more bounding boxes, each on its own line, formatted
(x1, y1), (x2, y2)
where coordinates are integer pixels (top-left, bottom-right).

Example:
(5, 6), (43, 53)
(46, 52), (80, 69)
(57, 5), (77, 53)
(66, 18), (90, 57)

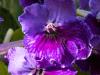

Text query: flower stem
(0, 40), (23, 55)
(77, 9), (90, 17)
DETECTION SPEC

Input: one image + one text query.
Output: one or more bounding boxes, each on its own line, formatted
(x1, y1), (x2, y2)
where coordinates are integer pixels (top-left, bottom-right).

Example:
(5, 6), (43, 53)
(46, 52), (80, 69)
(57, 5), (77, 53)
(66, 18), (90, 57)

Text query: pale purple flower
(85, 0), (100, 35)
(7, 47), (36, 75)
(18, 0), (92, 70)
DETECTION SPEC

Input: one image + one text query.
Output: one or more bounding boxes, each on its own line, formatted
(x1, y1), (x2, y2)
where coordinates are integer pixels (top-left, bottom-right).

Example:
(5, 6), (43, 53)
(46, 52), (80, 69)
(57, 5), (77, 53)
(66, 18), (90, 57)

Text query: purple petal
(89, 0), (100, 14)
(24, 33), (75, 68)
(18, 3), (48, 36)
(67, 38), (92, 60)
(79, 0), (89, 10)
(7, 47), (27, 73)
(7, 47), (36, 75)
(44, 0), (76, 23)
(44, 69), (77, 75)
(64, 21), (92, 60)
(85, 14), (100, 35)
(19, 0), (39, 7)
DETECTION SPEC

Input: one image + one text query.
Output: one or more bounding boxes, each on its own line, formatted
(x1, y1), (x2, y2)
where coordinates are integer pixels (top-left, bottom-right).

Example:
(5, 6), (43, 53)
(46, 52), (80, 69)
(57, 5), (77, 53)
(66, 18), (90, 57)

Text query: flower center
(44, 23), (56, 33)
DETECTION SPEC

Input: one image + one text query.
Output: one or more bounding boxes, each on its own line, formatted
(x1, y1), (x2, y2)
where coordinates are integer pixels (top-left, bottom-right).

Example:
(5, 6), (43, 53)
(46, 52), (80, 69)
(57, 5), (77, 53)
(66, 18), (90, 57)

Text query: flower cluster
(6, 0), (100, 75)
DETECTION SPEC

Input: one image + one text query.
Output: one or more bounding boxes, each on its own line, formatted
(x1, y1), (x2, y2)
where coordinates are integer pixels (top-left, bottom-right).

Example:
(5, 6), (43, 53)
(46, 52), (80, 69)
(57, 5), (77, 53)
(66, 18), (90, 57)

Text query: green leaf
(0, 0), (22, 20)
(11, 28), (24, 41)
(0, 61), (9, 75)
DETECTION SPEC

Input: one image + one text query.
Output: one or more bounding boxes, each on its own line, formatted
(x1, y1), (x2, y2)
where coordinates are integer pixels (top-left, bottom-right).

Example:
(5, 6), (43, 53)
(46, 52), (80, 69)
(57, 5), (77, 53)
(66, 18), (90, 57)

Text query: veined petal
(79, 0), (89, 10)
(89, 0), (100, 14)
(44, 69), (77, 75)
(44, 0), (76, 24)
(24, 33), (75, 69)
(18, 3), (48, 36)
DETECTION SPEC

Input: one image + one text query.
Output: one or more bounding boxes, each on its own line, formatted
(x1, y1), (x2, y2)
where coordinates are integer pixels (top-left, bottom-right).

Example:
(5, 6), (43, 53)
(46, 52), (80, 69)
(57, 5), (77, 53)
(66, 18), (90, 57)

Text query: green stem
(77, 9), (90, 17)
(0, 40), (23, 55)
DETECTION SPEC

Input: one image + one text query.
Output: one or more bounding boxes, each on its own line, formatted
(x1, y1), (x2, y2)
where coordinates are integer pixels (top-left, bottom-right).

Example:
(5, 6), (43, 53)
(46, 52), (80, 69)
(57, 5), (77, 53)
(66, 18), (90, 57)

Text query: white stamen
(44, 23), (56, 33)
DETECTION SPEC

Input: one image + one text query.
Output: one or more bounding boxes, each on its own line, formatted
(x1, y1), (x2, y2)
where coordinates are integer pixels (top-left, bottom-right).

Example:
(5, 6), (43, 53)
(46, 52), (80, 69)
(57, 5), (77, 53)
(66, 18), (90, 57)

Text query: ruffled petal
(7, 47), (27, 73)
(89, 0), (100, 14)
(64, 21), (92, 60)
(7, 47), (36, 75)
(44, 0), (76, 24)
(67, 38), (92, 60)
(79, 0), (89, 10)
(44, 69), (77, 75)
(18, 3), (48, 36)
(24, 33), (75, 69)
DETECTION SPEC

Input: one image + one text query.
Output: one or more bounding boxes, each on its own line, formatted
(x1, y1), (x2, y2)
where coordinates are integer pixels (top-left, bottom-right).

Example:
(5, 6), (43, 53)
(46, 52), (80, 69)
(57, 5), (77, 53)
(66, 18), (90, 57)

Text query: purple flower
(18, 0), (92, 69)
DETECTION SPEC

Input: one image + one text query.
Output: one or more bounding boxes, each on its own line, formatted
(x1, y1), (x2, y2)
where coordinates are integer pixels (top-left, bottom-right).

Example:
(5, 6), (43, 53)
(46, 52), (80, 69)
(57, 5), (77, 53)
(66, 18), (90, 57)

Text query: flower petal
(7, 47), (36, 75)
(79, 0), (89, 10)
(18, 3), (48, 36)
(19, 0), (39, 7)
(24, 34), (75, 69)
(89, 0), (100, 14)
(63, 20), (92, 60)
(7, 47), (27, 73)
(44, 69), (77, 75)
(44, 0), (76, 24)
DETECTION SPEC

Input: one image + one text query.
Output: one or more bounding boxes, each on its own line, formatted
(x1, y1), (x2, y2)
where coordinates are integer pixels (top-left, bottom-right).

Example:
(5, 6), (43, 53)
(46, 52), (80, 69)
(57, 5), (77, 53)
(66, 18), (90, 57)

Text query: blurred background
(0, 0), (23, 75)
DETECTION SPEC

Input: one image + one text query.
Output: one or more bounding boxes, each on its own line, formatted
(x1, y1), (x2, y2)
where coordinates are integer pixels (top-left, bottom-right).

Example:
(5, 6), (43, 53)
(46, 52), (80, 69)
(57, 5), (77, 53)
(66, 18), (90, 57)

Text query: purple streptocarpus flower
(18, 0), (92, 70)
